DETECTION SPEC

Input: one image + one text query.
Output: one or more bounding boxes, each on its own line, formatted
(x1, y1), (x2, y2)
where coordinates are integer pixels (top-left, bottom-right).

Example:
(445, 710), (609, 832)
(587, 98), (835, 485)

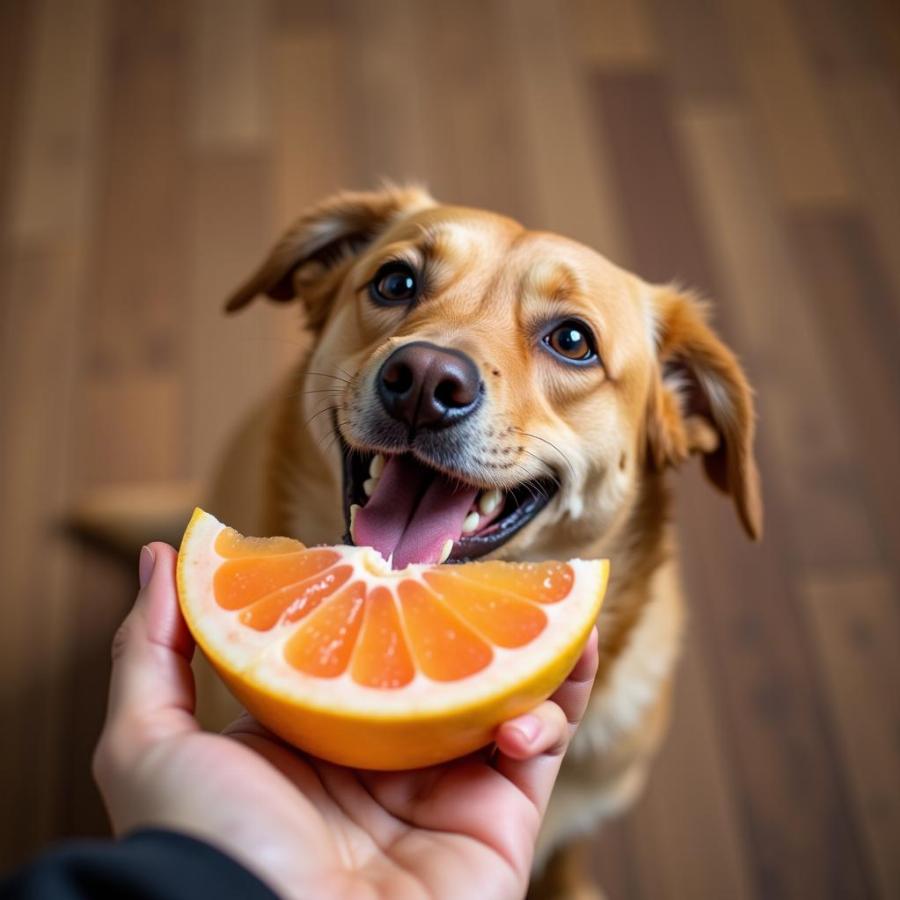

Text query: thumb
(101, 543), (198, 756)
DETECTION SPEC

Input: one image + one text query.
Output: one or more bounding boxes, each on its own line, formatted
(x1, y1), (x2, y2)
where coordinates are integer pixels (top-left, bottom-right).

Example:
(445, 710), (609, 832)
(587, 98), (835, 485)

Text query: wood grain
(789, 211), (900, 560)
(0, 0), (106, 866)
(407, 0), (535, 222)
(1, 2), (898, 896)
(718, 0), (854, 208)
(6, 0), (106, 240)
(628, 625), (754, 900)
(565, 0), (658, 69)
(677, 107), (882, 571)
(826, 75), (900, 310)
(499, 0), (628, 262)
(189, 0), (269, 151)
(644, 0), (742, 102)
(801, 570), (900, 899)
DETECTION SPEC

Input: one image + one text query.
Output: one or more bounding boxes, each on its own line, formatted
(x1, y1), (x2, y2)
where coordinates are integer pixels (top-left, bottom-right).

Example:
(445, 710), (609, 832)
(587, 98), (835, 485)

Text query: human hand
(93, 542), (599, 900)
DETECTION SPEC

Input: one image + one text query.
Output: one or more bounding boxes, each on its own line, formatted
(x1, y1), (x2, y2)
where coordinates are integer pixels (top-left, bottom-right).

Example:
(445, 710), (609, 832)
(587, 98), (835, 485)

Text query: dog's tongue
(353, 454), (478, 569)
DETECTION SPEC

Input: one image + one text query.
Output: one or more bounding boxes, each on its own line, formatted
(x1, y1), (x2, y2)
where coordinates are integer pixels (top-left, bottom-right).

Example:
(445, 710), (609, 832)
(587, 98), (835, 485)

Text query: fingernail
(139, 545), (156, 589)
(512, 714), (541, 745)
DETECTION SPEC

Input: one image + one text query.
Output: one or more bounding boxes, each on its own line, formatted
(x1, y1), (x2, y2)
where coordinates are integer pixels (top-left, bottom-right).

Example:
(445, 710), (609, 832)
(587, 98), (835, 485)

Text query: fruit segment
(283, 582), (366, 677)
(397, 581), (493, 681)
(215, 527), (305, 558)
(214, 548), (340, 611)
(351, 587), (415, 688)
(423, 570), (547, 648)
(211, 531), (577, 684)
(238, 565), (352, 631)
(450, 560), (573, 603)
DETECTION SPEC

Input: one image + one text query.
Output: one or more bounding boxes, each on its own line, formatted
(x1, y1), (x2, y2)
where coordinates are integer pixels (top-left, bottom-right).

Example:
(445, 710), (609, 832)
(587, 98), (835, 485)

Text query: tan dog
(192, 185), (761, 898)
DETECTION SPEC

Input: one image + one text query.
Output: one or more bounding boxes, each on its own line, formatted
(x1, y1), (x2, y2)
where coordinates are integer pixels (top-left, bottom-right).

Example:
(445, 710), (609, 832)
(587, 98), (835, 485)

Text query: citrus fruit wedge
(177, 508), (608, 769)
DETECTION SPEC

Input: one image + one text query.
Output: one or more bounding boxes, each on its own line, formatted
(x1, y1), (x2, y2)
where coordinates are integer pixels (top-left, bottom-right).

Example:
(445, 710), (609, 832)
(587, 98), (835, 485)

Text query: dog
(97, 184), (761, 898)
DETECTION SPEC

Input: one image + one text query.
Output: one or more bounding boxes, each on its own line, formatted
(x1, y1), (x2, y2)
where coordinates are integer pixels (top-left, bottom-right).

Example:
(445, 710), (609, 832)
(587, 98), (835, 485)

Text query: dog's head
(227, 186), (761, 566)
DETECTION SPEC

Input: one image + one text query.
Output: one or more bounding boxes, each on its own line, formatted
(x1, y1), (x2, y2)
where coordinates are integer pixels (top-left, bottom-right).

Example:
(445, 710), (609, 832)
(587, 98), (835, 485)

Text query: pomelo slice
(177, 508), (608, 769)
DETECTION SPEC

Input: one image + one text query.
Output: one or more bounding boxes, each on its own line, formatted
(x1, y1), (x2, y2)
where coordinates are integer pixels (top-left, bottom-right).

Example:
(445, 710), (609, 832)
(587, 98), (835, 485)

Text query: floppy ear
(224, 184), (435, 328)
(646, 287), (763, 540)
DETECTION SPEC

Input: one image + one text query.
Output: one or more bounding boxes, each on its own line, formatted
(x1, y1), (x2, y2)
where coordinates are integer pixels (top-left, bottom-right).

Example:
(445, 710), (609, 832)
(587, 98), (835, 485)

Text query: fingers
(494, 701), (569, 760)
(98, 543), (198, 767)
(492, 627), (599, 813)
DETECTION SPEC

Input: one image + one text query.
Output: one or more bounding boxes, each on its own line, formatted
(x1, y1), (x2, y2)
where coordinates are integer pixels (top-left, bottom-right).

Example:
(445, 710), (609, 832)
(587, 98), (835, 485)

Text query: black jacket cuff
(1, 828), (280, 899)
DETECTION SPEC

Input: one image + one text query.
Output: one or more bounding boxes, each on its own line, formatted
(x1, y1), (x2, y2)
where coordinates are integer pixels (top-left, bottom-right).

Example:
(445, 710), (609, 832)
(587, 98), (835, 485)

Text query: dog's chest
(570, 563), (685, 759)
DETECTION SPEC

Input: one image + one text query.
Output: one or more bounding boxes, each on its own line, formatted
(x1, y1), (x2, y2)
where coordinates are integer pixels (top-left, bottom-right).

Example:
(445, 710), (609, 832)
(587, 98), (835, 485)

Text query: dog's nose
(377, 341), (483, 430)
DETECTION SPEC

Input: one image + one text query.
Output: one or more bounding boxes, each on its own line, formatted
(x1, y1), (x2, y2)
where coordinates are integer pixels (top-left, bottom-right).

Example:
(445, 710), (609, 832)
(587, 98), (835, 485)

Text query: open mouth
(341, 444), (558, 568)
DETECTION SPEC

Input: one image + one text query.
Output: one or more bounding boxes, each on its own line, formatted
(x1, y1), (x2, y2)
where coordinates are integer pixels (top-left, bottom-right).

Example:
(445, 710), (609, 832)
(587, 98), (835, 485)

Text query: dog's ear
(646, 287), (762, 540)
(224, 184), (435, 328)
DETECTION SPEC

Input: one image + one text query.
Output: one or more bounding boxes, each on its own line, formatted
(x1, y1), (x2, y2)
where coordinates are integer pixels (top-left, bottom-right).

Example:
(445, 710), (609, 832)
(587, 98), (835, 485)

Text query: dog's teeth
(462, 511), (480, 534)
(479, 488), (502, 516)
(369, 454), (385, 478)
(438, 539), (453, 564)
(363, 478), (378, 497)
(349, 504), (361, 541)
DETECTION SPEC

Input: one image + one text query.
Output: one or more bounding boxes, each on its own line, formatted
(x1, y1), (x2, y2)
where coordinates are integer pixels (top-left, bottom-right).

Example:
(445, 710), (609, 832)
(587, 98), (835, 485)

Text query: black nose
(377, 341), (483, 431)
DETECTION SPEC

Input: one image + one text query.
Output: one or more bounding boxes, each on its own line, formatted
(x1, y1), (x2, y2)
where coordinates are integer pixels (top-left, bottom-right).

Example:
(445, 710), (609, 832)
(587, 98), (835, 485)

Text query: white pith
(180, 509), (606, 718)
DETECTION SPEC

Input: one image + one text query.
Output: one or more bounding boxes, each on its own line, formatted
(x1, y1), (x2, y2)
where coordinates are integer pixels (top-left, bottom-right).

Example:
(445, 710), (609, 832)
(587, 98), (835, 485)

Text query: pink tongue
(353, 454), (478, 568)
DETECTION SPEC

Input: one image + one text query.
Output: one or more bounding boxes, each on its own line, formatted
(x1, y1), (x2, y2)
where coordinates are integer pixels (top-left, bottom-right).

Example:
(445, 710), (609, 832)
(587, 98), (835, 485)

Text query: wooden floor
(1, 0), (898, 896)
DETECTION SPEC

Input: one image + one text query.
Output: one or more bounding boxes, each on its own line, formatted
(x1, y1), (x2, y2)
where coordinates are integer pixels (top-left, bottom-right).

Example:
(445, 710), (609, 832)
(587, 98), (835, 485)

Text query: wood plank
(56, 554), (135, 842)
(271, 22), (350, 229)
(185, 155), (289, 480)
(789, 0), (887, 77)
(340, 0), (431, 187)
(789, 211), (900, 559)
(47, 0), (194, 853)
(592, 71), (719, 291)
(718, 0), (853, 208)
(406, 0), (535, 222)
(564, 0), (658, 68)
(597, 80), (871, 896)
(6, 0), (106, 240)
(81, 377), (184, 485)
(675, 106), (882, 572)
(0, 0), (32, 222)
(628, 617), (754, 900)
(677, 463), (871, 899)
(189, 0), (269, 152)
(84, 0), (189, 389)
(0, 0), (106, 865)
(826, 75), (900, 313)
(590, 817), (640, 900)
(642, 0), (742, 102)
(0, 243), (92, 865)
(801, 570), (900, 900)
(499, 0), (629, 263)
(861, 0), (900, 84)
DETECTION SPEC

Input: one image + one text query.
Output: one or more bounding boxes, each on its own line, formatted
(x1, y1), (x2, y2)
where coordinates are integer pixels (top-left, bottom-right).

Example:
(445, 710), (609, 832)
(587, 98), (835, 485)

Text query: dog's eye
(370, 262), (418, 305)
(544, 321), (597, 363)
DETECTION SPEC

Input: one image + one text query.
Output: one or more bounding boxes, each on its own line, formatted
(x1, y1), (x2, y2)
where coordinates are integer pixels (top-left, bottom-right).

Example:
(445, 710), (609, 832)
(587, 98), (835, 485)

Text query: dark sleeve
(1, 829), (280, 900)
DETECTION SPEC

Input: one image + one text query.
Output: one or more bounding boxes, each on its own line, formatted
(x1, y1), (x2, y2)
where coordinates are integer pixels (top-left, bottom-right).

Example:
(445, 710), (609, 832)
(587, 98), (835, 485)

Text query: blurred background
(1, 0), (898, 896)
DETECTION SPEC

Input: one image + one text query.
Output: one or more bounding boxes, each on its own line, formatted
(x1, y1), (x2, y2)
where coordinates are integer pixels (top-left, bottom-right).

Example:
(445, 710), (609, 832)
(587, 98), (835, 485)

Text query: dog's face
(228, 188), (761, 565)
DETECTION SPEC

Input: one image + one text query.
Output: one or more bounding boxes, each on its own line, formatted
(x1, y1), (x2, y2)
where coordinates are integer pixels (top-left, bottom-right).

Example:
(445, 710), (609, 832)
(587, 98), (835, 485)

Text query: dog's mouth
(341, 443), (558, 568)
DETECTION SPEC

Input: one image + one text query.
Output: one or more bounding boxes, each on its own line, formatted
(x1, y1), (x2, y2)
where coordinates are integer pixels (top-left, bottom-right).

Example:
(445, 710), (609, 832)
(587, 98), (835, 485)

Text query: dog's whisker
(297, 368), (353, 385)
(520, 447), (563, 488)
(304, 404), (340, 428)
(319, 420), (353, 457)
(513, 428), (576, 482)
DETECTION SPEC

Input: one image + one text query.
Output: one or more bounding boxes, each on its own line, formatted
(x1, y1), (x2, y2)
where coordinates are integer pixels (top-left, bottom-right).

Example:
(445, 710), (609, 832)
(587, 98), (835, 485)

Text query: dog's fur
(194, 186), (761, 897)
